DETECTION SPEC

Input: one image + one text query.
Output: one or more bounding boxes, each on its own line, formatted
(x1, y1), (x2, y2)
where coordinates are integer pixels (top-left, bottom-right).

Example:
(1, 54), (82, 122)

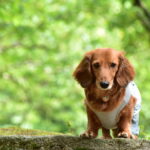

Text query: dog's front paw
(80, 131), (97, 138)
(118, 131), (129, 138)
(118, 131), (137, 139)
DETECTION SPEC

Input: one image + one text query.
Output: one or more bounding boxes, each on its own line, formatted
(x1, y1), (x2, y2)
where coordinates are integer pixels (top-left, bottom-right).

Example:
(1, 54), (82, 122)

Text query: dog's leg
(80, 104), (101, 138)
(102, 128), (112, 139)
(117, 96), (136, 139)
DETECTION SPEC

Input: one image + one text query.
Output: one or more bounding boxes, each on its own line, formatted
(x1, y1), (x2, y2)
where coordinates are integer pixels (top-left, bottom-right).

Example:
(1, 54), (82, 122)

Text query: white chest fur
(93, 81), (141, 129)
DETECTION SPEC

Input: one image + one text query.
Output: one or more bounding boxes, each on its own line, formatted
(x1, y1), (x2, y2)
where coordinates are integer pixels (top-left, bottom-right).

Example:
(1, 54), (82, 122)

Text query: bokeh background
(0, 0), (150, 138)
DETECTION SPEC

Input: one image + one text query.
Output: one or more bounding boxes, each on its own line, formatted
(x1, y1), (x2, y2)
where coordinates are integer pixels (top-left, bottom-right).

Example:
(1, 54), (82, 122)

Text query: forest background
(0, 0), (150, 138)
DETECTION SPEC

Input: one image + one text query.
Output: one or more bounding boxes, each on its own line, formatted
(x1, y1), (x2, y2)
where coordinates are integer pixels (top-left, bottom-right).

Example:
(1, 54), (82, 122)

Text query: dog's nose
(100, 81), (109, 89)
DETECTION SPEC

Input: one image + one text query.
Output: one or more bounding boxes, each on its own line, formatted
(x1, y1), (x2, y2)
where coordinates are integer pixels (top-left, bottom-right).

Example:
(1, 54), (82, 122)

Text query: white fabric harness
(94, 81), (141, 129)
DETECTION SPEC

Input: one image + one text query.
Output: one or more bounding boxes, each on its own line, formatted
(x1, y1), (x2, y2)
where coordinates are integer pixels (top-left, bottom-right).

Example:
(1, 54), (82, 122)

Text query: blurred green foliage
(0, 0), (150, 138)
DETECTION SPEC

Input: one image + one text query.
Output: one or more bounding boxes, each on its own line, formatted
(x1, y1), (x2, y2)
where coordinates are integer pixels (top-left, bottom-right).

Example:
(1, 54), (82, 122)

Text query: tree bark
(133, 0), (150, 32)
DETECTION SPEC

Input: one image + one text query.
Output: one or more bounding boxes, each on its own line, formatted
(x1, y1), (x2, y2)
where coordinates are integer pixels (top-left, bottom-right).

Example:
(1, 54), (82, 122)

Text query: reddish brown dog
(73, 48), (141, 139)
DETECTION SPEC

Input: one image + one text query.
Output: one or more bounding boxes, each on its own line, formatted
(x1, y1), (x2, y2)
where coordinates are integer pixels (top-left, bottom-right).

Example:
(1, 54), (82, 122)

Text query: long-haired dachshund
(73, 48), (141, 139)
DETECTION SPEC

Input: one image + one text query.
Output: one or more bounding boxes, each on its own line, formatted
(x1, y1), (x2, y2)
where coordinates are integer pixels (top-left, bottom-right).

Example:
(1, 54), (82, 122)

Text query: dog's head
(73, 48), (135, 90)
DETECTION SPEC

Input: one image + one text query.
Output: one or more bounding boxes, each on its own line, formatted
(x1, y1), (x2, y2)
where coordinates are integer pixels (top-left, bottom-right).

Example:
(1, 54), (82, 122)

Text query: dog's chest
(94, 105), (122, 129)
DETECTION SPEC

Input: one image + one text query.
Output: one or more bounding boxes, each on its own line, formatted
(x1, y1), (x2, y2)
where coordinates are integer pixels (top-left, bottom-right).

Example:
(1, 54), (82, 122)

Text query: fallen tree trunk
(0, 135), (149, 150)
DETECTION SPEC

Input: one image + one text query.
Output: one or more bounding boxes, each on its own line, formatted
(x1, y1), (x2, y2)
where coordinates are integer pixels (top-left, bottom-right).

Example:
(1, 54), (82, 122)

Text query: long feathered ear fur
(73, 53), (93, 88)
(116, 55), (135, 87)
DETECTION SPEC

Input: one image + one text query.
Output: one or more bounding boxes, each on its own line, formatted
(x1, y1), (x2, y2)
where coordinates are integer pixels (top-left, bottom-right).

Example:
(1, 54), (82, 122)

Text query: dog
(73, 48), (141, 139)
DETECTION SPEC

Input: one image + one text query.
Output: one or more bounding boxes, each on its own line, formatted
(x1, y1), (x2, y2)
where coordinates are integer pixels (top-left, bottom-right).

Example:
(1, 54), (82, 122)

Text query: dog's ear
(73, 52), (93, 88)
(116, 54), (135, 87)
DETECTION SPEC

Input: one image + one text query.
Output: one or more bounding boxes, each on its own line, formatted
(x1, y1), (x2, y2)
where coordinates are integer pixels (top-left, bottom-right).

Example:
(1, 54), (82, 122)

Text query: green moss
(0, 127), (63, 136)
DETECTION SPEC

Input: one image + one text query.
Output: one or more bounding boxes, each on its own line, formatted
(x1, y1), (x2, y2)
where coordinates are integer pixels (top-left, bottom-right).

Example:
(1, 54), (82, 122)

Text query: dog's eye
(110, 63), (116, 68)
(93, 62), (100, 69)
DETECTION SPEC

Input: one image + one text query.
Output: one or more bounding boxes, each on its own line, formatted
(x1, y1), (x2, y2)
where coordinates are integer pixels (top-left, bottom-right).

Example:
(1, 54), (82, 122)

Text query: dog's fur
(73, 48), (137, 139)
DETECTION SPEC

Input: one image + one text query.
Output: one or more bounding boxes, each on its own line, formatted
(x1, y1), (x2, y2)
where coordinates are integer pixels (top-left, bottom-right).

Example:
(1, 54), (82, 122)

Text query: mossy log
(0, 135), (150, 150)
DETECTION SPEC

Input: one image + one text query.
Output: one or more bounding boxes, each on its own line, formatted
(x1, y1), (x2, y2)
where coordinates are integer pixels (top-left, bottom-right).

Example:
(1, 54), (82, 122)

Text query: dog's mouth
(96, 80), (113, 90)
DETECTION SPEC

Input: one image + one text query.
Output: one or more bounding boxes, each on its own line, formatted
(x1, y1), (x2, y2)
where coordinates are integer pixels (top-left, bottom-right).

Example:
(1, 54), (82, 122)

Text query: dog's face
(91, 49), (120, 90)
(73, 48), (135, 89)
